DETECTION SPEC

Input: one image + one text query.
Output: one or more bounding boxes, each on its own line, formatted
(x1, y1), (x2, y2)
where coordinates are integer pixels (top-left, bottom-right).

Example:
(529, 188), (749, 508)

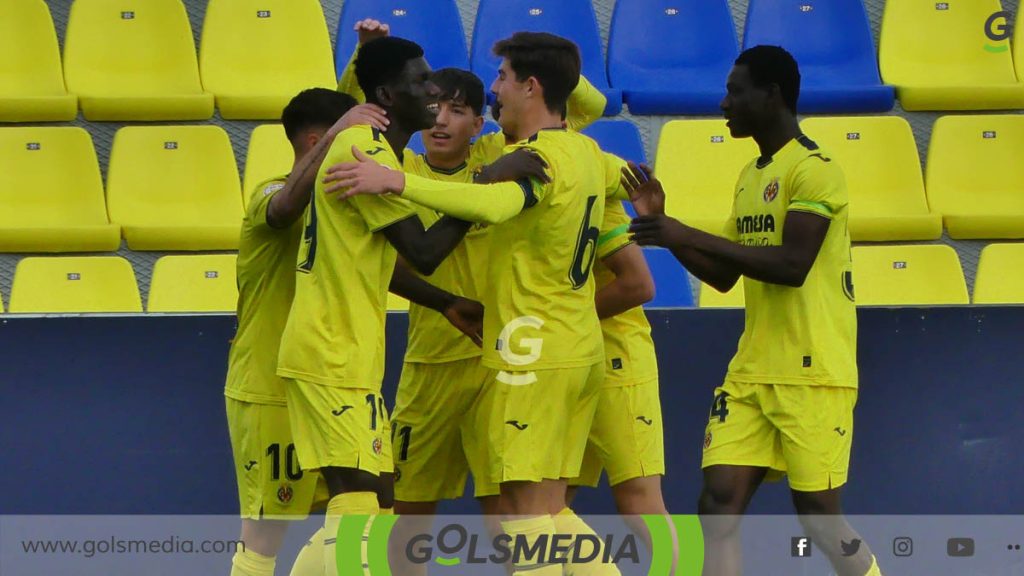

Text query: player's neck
(380, 124), (416, 164)
(753, 115), (802, 160)
(425, 149), (470, 171)
(508, 107), (563, 143)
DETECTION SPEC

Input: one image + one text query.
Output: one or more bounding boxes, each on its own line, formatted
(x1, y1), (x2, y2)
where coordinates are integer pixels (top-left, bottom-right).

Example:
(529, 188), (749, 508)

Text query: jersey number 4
(568, 195), (600, 289)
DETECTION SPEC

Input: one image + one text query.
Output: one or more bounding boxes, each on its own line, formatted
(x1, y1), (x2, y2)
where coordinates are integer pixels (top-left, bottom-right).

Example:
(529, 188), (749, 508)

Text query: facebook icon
(791, 537), (813, 557)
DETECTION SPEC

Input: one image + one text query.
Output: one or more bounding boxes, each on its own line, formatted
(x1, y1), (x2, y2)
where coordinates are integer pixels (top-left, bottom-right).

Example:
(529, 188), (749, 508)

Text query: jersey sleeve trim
(788, 200), (833, 219)
(598, 223), (629, 248)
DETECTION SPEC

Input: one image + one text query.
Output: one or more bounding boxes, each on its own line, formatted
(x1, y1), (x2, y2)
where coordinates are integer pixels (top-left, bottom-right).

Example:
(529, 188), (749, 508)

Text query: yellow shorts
(701, 381), (857, 492)
(391, 358), (493, 502)
(573, 378), (665, 488)
(477, 363), (604, 490)
(224, 397), (329, 519)
(284, 380), (393, 475)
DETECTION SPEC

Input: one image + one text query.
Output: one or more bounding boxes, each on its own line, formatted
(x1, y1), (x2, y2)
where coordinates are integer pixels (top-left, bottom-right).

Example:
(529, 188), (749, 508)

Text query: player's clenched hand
(329, 103), (389, 137)
(476, 149), (551, 184)
(443, 297), (484, 348)
(324, 146), (405, 198)
(629, 214), (689, 249)
(621, 162), (665, 216)
(355, 18), (390, 44)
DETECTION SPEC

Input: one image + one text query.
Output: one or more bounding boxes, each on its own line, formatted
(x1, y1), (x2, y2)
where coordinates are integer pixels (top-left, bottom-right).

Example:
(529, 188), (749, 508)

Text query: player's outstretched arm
(336, 19), (391, 102)
(265, 104), (388, 228)
(621, 162), (742, 292)
(389, 258), (484, 347)
(324, 148), (548, 225)
(595, 243), (655, 319)
(624, 162), (832, 288)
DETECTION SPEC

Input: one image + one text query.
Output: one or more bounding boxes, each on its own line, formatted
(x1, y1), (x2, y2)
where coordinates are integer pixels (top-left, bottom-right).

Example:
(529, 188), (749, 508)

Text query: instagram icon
(893, 537), (914, 557)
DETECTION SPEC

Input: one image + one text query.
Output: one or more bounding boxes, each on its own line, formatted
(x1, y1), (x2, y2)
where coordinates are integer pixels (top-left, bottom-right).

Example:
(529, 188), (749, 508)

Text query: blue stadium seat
(406, 121), (501, 156)
(471, 0), (621, 115)
(608, 0), (737, 115)
(642, 248), (694, 307)
(582, 120), (646, 218)
(335, 0), (469, 78)
(742, 0), (894, 113)
(581, 120), (646, 164)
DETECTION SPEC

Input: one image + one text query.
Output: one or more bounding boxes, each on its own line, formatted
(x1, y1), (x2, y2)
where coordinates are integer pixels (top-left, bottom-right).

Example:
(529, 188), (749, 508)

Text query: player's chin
(725, 120), (750, 138)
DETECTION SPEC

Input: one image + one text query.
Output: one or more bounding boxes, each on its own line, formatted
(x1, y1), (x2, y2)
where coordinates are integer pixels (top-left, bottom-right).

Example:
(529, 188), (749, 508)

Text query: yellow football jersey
(480, 129), (625, 372)
(594, 199), (659, 386)
(277, 125), (417, 388)
(725, 135), (858, 388)
(401, 154), (491, 364)
(224, 176), (300, 405)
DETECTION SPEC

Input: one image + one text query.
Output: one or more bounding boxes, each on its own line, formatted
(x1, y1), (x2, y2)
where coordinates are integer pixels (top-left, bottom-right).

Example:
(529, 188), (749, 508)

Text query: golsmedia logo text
(984, 10), (1014, 52)
(406, 523), (640, 568)
(334, 514), (703, 575)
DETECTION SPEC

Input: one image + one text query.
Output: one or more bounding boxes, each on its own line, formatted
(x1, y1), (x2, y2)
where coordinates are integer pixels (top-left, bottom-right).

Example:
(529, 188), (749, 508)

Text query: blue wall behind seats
(1, 308), (1022, 515)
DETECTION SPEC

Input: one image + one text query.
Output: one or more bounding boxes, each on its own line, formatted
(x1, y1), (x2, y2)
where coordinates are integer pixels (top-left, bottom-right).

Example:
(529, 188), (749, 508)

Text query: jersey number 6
(568, 195), (600, 289)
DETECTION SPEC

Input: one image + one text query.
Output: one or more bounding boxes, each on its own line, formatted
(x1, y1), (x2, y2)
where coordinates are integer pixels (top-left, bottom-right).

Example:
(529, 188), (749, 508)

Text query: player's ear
(375, 85), (395, 107)
(525, 76), (540, 98)
(472, 115), (485, 135)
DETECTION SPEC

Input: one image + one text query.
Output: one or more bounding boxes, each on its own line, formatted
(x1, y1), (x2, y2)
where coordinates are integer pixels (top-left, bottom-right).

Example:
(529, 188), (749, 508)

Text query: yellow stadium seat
(879, 0), (1024, 111)
(199, 0), (336, 119)
(925, 115), (1024, 240)
(243, 124), (293, 207)
(106, 126), (243, 251)
(0, 0), (77, 121)
(851, 245), (968, 306)
(800, 117), (942, 242)
(0, 127), (120, 252)
(148, 254), (239, 312)
(9, 256), (142, 313)
(62, 0), (213, 121)
(973, 243), (1024, 304)
(698, 278), (745, 308)
(387, 293), (411, 311)
(655, 120), (759, 235)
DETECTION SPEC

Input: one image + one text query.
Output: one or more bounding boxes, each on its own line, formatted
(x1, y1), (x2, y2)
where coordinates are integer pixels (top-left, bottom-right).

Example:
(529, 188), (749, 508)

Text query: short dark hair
(281, 88), (357, 141)
(492, 32), (580, 113)
(431, 68), (485, 116)
(355, 36), (425, 105)
(735, 45), (801, 114)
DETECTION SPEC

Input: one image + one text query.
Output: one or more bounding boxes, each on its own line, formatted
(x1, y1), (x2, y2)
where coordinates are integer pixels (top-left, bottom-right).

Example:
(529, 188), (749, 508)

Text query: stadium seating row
(2, 243), (1020, 314)
(698, 243), (1024, 307)
(657, 114), (1024, 242)
(0, 0), (335, 122)
(3, 113), (1018, 253)
(3, 0), (1023, 122)
(0, 125), (241, 252)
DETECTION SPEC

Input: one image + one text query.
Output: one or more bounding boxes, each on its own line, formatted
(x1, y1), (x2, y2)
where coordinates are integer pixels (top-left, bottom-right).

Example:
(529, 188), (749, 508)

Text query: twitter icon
(841, 539), (862, 557)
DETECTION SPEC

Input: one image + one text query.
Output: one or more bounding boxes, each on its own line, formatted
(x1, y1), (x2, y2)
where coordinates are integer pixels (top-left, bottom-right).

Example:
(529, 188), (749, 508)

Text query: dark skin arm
(389, 258), (483, 347)
(630, 212), (829, 288)
(623, 162), (829, 290)
(621, 162), (743, 292)
(380, 216), (473, 276)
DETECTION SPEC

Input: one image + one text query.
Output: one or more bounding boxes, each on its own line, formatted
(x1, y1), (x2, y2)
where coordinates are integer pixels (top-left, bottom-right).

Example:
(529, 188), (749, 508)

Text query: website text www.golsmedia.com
(20, 536), (243, 558)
